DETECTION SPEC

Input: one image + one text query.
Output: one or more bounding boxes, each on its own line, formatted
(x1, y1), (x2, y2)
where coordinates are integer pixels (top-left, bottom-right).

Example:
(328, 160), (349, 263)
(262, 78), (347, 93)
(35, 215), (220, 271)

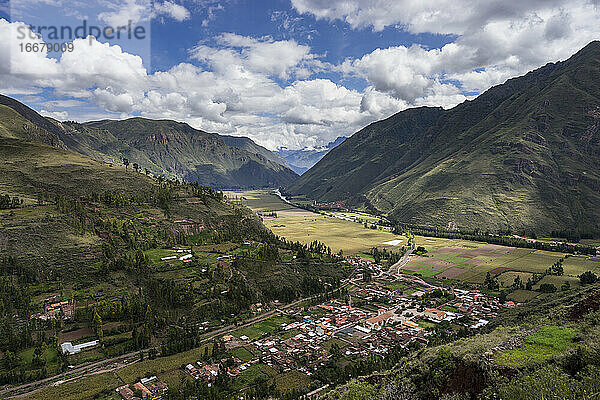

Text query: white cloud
(154, 1), (191, 22)
(40, 109), (69, 120)
(313, 0), (600, 106)
(291, 0), (576, 33)
(2, 0), (599, 152)
(98, 0), (152, 27)
(191, 33), (320, 80)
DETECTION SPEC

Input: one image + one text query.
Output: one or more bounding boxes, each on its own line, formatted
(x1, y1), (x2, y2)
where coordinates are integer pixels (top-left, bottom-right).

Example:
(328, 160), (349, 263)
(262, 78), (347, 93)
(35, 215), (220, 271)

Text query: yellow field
(229, 190), (600, 281)
(223, 190), (296, 212)
(227, 190), (406, 254)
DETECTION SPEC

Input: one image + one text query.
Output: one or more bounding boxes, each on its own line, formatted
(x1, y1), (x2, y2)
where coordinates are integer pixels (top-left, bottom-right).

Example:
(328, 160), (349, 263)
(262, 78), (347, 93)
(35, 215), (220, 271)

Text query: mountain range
(275, 136), (346, 175)
(0, 94), (297, 189)
(287, 41), (600, 235)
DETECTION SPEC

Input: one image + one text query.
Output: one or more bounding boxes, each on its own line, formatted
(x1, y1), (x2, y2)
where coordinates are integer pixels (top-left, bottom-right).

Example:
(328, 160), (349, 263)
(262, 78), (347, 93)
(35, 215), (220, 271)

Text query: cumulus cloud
(190, 33), (321, 80)
(291, 0), (572, 33)
(154, 1), (191, 22)
(1, 0), (599, 151)
(297, 0), (600, 98)
(98, 0), (152, 27)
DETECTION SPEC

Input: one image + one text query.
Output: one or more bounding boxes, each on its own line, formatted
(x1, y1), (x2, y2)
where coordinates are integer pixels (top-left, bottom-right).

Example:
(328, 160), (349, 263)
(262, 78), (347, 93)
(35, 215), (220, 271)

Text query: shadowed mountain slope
(288, 41), (600, 234)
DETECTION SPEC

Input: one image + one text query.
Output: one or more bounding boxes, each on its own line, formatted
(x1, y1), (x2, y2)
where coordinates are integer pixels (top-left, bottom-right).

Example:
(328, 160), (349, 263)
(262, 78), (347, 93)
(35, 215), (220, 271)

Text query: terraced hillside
(288, 41), (600, 234)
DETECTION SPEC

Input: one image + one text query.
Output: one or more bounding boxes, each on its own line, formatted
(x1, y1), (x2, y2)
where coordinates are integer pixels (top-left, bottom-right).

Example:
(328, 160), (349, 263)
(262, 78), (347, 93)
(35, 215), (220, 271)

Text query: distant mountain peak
(275, 136), (347, 175)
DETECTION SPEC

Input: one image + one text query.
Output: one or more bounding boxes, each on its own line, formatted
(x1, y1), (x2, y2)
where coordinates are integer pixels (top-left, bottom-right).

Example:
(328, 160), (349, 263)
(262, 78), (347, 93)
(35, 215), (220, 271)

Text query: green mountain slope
(0, 94), (297, 189)
(54, 118), (297, 188)
(52, 118), (298, 189)
(288, 41), (600, 234)
(0, 96), (65, 148)
(220, 134), (288, 167)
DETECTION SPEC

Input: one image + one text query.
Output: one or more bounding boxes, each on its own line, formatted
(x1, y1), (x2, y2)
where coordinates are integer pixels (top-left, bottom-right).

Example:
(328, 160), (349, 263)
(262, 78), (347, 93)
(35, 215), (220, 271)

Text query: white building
(60, 340), (99, 355)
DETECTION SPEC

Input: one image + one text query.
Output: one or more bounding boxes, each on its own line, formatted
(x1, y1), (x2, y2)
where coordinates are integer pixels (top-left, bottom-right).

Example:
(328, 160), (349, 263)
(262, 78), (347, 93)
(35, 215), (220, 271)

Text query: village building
(424, 308), (447, 321)
(364, 311), (398, 330)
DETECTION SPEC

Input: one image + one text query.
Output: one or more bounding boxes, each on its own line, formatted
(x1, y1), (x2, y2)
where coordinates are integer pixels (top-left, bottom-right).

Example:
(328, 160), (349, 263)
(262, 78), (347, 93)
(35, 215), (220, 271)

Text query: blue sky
(1, 0), (598, 149)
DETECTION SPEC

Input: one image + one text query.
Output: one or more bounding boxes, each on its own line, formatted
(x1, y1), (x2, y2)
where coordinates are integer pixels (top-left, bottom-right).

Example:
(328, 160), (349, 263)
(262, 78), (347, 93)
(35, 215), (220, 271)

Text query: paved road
(388, 248), (414, 275)
(386, 249), (436, 288)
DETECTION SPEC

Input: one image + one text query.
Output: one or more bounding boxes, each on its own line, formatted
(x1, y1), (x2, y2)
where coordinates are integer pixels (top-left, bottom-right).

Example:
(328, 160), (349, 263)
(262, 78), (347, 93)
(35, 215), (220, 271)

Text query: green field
(231, 346), (254, 361)
(24, 372), (121, 400)
(231, 363), (277, 391)
(495, 326), (577, 367)
(273, 370), (311, 392)
(507, 289), (539, 302)
(232, 315), (294, 340)
(385, 282), (407, 291)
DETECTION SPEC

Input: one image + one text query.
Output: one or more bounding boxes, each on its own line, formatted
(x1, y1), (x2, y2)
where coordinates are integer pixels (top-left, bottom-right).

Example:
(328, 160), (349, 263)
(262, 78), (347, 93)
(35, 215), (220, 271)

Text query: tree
(123, 158), (129, 171)
(579, 271), (598, 285)
(484, 272), (499, 290)
(133, 163), (139, 173)
(3, 350), (21, 369)
(525, 278), (533, 290)
(539, 283), (557, 293)
(499, 290), (507, 303)
(330, 342), (341, 358)
(512, 275), (523, 290)
(92, 308), (103, 342)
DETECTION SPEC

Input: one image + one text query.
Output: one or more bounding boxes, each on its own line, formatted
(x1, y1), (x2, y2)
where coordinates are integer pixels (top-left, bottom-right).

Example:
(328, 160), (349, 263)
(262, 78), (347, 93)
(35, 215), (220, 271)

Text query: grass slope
(288, 41), (600, 234)
(53, 117), (298, 188)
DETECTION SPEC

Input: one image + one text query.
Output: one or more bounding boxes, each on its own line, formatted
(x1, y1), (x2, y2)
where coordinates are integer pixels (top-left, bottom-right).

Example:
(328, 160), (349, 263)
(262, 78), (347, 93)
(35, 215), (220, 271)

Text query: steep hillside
(276, 136), (346, 174)
(0, 96), (64, 148)
(53, 118), (298, 188)
(220, 134), (288, 167)
(0, 94), (297, 189)
(288, 41), (600, 234)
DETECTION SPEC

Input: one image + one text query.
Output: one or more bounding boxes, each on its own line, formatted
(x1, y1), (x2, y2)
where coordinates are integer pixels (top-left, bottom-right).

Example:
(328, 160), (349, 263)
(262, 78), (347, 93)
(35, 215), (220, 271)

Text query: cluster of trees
(314, 343), (411, 386)
(550, 229), (599, 243)
(368, 247), (407, 266)
(394, 225), (598, 255)
(579, 271), (598, 285)
(0, 194), (23, 209)
(100, 248), (150, 276)
(546, 258), (565, 276)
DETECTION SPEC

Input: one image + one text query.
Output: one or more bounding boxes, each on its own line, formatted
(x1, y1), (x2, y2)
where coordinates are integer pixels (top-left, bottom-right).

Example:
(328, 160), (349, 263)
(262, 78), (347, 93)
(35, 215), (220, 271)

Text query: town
(38, 249), (518, 400)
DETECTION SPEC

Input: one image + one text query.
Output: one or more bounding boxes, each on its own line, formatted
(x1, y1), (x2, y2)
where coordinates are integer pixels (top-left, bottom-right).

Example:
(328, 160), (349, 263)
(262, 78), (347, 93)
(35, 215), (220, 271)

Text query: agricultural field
(226, 190), (406, 254)
(273, 370), (310, 393)
(23, 372), (121, 400)
(230, 190), (600, 289)
(223, 190), (296, 213)
(232, 315), (294, 341)
(399, 243), (600, 292)
(494, 326), (578, 367)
